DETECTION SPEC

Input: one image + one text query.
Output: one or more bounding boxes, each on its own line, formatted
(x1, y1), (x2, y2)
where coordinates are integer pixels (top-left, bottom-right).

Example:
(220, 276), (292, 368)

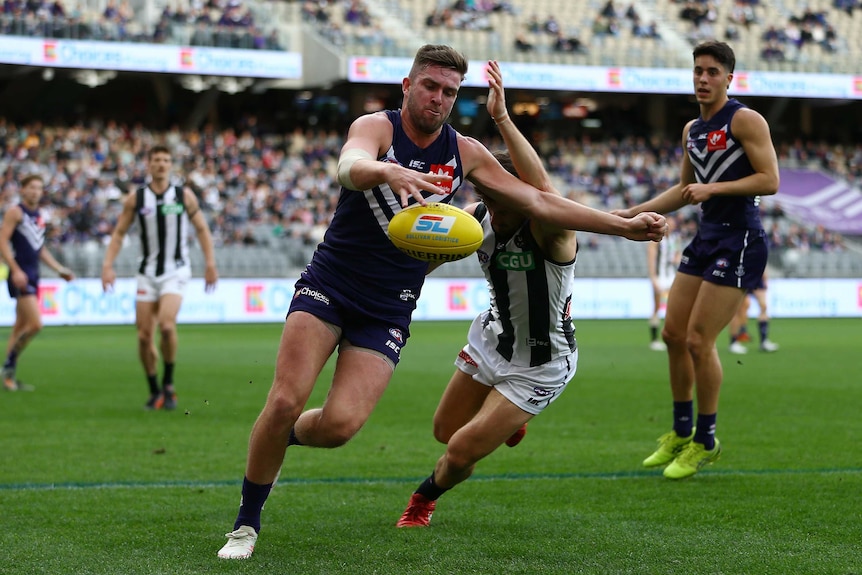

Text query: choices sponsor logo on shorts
(294, 286), (331, 305)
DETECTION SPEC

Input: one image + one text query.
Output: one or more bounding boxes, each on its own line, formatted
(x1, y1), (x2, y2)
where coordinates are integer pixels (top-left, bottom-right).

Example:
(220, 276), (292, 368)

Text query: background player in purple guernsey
(614, 40), (780, 479)
(218, 45), (667, 559)
(0, 174), (74, 392)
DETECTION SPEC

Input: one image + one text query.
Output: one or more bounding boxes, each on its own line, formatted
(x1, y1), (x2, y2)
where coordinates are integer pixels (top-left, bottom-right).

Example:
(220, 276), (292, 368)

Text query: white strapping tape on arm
(337, 148), (374, 190)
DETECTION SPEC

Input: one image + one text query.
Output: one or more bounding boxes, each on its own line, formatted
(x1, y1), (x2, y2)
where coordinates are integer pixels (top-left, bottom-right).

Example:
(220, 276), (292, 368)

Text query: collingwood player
(101, 145), (218, 410)
(396, 60), (665, 528)
(646, 216), (682, 351)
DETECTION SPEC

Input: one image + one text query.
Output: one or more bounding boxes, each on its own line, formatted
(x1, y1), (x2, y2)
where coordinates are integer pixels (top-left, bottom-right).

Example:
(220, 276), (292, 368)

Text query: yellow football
(388, 202), (483, 262)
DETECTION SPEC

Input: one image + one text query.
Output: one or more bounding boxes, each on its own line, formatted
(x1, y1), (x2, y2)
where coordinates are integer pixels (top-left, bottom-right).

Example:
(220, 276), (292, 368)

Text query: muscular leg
(5, 295), (42, 358)
(156, 293), (183, 364)
(661, 272), (701, 402)
(432, 369), (491, 444)
(245, 312), (339, 484)
(135, 300), (159, 379)
(728, 295), (749, 343)
(3, 295), (42, 378)
(433, 388), (533, 489)
(753, 288), (768, 322)
(292, 345), (394, 448)
(686, 282), (747, 414)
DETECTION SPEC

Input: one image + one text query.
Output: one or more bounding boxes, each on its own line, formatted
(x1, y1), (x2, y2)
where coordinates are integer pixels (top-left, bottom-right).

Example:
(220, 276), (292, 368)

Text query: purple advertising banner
(767, 169), (862, 235)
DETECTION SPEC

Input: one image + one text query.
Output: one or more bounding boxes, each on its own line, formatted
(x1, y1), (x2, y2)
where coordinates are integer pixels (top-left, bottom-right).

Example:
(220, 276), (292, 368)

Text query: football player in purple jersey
(614, 40), (779, 479)
(218, 45), (667, 559)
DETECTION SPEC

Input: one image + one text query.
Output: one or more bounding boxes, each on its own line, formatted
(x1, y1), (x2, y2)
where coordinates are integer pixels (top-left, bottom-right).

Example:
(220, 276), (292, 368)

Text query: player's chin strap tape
(337, 148), (374, 190)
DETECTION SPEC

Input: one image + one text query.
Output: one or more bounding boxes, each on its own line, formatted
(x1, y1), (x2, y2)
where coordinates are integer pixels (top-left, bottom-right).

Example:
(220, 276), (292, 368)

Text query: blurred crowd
(0, 0), (282, 50)
(0, 117), (855, 260)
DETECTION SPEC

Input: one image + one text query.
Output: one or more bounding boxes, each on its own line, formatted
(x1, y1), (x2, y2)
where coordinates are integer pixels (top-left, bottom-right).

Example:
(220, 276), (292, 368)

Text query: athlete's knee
(661, 325), (685, 348)
(27, 320), (43, 337)
(313, 410), (365, 447)
(264, 389), (306, 426)
(158, 319), (177, 338)
(685, 331), (711, 361)
(432, 418), (457, 444)
(443, 440), (478, 473)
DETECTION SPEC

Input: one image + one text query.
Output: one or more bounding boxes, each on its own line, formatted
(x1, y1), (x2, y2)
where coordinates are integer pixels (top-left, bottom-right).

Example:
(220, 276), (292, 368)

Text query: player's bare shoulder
(730, 106), (771, 141)
(455, 133), (496, 175)
(344, 111), (394, 156)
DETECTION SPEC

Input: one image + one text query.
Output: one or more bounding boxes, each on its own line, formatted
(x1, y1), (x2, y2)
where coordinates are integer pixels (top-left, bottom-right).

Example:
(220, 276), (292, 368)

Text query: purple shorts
(288, 275), (411, 367)
(7, 271), (38, 299)
(678, 228), (768, 290)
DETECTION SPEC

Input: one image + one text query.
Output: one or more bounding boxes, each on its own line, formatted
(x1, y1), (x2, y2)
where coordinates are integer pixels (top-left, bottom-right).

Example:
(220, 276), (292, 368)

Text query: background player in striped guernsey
(614, 40), (779, 479)
(101, 145), (218, 411)
(0, 174), (74, 391)
(646, 215), (683, 351)
(217, 46), (666, 559)
(395, 60), (667, 527)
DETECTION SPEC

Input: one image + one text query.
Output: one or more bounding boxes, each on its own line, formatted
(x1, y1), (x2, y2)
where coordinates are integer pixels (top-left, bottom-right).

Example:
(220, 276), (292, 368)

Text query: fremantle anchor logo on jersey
(707, 130), (727, 151)
(430, 164), (454, 194)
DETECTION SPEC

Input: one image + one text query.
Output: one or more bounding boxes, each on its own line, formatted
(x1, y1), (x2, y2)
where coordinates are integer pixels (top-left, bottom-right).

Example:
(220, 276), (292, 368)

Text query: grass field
(1, 318), (860, 575)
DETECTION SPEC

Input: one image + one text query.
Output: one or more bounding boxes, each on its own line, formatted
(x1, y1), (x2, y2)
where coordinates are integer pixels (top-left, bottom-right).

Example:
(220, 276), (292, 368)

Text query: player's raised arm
(485, 60), (553, 194)
(336, 113), (452, 207)
(460, 136), (666, 242)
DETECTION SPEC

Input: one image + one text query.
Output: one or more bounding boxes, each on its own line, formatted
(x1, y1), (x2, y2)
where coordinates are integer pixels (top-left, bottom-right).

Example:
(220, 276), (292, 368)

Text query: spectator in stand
(514, 32), (533, 52)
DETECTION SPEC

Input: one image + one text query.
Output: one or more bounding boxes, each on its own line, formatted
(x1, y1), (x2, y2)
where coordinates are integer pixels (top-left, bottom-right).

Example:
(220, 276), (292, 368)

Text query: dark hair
(20, 174), (43, 187)
(147, 144), (172, 160)
(693, 40), (735, 73)
(492, 150), (517, 178)
(409, 44), (468, 81)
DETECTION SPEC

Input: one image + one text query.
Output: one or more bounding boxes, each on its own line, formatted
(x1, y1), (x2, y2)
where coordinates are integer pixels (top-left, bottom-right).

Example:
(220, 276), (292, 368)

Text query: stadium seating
(319, 0), (861, 73)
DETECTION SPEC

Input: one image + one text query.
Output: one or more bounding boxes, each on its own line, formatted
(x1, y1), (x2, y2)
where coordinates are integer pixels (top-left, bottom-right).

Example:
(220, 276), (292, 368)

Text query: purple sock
(673, 401), (693, 437)
(234, 477), (273, 532)
(693, 413), (717, 450)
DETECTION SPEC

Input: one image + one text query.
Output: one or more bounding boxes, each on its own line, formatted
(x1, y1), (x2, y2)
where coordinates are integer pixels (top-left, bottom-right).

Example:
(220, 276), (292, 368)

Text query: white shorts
(454, 316), (578, 415)
(135, 267), (191, 303)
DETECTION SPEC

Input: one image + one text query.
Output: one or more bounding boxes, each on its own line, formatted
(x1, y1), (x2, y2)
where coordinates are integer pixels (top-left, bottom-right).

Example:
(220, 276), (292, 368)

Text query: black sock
(758, 320), (769, 344)
(288, 427), (304, 446)
(650, 325), (658, 342)
(162, 362), (175, 391)
(147, 374), (159, 395)
(3, 350), (18, 370)
(693, 413), (717, 450)
(673, 401), (693, 438)
(415, 473), (449, 501)
(234, 477), (273, 533)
